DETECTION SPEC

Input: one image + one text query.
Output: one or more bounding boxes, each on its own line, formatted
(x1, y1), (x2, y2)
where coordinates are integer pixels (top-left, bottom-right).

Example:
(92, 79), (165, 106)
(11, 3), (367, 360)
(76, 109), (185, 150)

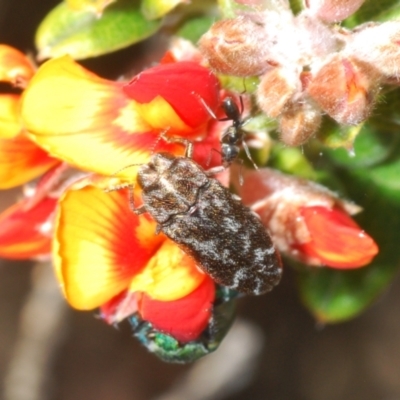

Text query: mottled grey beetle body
(136, 152), (282, 295)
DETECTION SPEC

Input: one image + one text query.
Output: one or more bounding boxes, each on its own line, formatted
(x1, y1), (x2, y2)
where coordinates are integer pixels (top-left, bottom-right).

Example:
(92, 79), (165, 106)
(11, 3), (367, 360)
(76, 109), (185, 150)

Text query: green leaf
(327, 124), (400, 169)
(36, 0), (162, 60)
(217, 0), (254, 19)
(141, 0), (186, 20)
(328, 88), (400, 168)
(269, 142), (317, 180)
(298, 134), (400, 322)
(345, 0), (400, 27)
(178, 15), (215, 44)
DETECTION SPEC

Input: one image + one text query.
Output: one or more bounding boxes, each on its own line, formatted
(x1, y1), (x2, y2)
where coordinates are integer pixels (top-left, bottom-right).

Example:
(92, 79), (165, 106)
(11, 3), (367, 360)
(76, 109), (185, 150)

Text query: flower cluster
(0, 34), (379, 361)
(199, 0), (400, 146)
(0, 47), (225, 346)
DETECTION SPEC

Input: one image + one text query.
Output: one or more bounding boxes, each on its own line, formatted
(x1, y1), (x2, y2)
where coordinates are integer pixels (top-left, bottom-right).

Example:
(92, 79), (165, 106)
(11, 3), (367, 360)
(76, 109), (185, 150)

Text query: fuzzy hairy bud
(304, 0), (365, 23)
(257, 67), (301, 118)
(198, 16), (271, 77)
(346, 20), (400, 81)
(279, 101), (321, 146)
(307, 54), (380, 125)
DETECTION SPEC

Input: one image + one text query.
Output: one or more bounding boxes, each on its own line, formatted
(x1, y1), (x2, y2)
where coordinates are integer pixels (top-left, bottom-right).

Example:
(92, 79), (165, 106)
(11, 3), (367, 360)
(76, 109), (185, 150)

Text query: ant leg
(160, 131), (194, 158)
(242, 141), (258, 170)
(206, 165), (225, 176)
(195, 95), (218, 120)
(238, 95), (244, 115)
(194, 93), (232, 122)
(237, 158), (245, 186)
(206, 147), (222, 168)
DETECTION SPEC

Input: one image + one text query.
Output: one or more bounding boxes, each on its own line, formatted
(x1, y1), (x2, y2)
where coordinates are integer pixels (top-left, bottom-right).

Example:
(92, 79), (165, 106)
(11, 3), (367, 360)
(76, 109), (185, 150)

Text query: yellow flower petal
(129, 239), (205, 301)
(21, 56), (168, 179)
(0, 95), (59, 188)
(0, 94), (22, 138)
(134, 96), (192, 133)
(54, 184), (164, 309)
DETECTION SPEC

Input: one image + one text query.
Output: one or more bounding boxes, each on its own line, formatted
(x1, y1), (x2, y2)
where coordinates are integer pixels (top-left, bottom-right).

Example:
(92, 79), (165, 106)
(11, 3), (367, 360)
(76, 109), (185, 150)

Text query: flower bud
(304, 0), (365, 23)
(346, 20), (400, 80)
(0, 44), (34, 87)
(235, 168), (378, 268)
(257, 67), (301, 118)
(199, 16), (270, 77)
(294, 205), (378, 268)
(279, 101), (321, 146)
(307, 54), (380, 125)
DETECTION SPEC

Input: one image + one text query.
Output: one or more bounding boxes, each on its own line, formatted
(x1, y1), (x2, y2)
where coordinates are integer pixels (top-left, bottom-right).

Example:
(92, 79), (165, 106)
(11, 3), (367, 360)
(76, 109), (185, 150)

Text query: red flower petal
(297, 205), (379, 268)
(0, 197), (57, 259)
(138, 277), (215, 343)
(123, 62), (220, 130)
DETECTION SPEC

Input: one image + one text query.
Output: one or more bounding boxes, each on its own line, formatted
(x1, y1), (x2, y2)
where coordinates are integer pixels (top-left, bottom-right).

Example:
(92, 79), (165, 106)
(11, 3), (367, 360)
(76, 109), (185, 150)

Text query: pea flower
(4, 54), (225, 344)
(0, 189), (56, 259)
(0, 44), (58, 188)
(20, 56), (221, 179)
(235, 167), (378, 268)
(55, 180), (216, 342)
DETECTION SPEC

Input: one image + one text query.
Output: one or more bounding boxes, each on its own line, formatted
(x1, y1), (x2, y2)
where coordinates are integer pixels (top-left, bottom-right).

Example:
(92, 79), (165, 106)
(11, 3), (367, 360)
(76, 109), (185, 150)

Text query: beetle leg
(160, 131), (194, 158)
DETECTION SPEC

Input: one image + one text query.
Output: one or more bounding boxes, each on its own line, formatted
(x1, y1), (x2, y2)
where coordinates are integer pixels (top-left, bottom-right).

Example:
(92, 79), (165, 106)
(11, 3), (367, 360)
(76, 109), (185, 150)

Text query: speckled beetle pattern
(133, 144), (282, 295)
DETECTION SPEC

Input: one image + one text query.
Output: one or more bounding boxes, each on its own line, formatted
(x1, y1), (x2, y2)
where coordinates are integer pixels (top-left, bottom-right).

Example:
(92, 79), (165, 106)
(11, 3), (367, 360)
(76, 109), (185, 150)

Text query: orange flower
(55, 181), (214, 342)
(0, 195), (56, 259)
(0, 163), (75, 259)
(294, 205), (378, 269)
(21, 56), (221, 179)
(0, 45), (58, 188)
(236, 167), (378, 269)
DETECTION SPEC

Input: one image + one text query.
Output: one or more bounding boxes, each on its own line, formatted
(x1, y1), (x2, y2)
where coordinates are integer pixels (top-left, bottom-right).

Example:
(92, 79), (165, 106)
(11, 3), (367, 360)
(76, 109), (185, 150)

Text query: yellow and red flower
(0, 42), (382, 342)
(20, 56), (221, 179)
(0, 45), (59, 189)
(0, 54), (222, 342)
(0, 194), (56, 259)
(55, 182), (215, 341)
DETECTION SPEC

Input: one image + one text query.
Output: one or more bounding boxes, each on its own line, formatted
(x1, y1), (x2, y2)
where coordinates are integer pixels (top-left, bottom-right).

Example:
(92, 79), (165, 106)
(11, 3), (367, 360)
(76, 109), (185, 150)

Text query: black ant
(200, 96), (258, 170)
